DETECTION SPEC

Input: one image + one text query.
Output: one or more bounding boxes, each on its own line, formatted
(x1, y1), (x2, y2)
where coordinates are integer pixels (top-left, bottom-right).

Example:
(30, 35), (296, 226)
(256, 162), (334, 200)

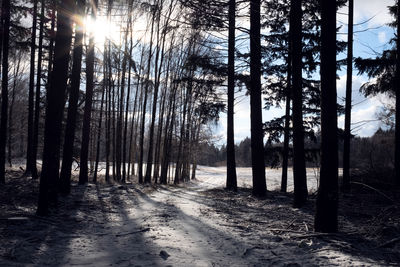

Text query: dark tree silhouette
(290, 0), (308, 207)
(0, 0), (11, 185)
(315, 0), (339, 233)
(79, 0), (98, 185)
(226, 0), (237, 191)
(25, 0), (38, 179)
(37, 0), (75, 215)
(250, 0), (266, 197)
(32, 0), (45, 181)
(396, 1), (400, 187)
(343, 0), (353, 191)
(60, 0), (86, 194)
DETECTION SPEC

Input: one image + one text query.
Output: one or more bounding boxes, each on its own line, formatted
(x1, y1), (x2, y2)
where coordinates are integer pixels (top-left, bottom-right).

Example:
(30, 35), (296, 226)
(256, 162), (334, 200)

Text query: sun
(84, 16), (120, 45)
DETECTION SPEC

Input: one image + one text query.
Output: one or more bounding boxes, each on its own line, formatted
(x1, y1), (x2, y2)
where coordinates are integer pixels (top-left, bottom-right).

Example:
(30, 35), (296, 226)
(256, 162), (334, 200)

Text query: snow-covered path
(1, 169), (395, 267)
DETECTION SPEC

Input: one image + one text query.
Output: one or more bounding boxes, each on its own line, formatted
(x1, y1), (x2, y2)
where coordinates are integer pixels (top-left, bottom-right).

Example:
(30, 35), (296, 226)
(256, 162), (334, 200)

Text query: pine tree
(37, 0), (75, 215)
(315, 0), (338, 233)
(250, 0), (267, 197)
(0, 0), (11, 185)
(342, 0), (354, 191)
(226, 0), (238, 191)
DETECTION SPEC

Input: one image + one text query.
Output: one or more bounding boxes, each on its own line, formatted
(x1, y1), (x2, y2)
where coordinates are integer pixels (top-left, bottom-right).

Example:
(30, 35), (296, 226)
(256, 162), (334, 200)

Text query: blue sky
(215, 0), (396, 145)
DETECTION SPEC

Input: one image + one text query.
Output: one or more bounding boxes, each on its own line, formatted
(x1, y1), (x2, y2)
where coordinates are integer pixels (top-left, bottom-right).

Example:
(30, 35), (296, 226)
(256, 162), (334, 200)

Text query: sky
(214, 0), (397, 145)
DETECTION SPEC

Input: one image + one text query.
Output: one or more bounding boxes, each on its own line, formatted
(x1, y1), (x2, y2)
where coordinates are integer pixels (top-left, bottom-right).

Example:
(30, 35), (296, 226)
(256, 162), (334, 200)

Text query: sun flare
(84, 16), (120, 45)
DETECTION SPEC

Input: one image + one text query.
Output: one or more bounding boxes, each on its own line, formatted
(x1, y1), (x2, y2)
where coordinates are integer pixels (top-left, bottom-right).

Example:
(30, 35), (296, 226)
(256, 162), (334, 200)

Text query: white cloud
(378, 31), (387, 43)
(353, 0), (395, 27)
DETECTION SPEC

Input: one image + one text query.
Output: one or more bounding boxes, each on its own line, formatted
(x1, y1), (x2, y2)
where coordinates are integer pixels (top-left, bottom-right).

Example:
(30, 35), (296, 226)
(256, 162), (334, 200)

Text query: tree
(37, 0), (75, 215)
(25, 0), (38, 179)
(250, 0), (266, 197)
(396, 1), (400, 187)
(342, 0), (353, 191)
(226, 0), (237, 191)
(60, 0), (86, 194)
(315, 0), (338, 233)
(0, 0), (11, 185)
(32, 0), (45, 181)
(354, 2), (400, 186)
(79, 0), (98, 185)
(290, 0), (308, 207)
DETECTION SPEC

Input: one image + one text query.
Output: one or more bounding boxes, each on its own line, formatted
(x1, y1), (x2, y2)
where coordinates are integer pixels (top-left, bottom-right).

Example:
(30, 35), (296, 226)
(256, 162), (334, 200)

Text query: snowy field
(195, 165), (322, 192)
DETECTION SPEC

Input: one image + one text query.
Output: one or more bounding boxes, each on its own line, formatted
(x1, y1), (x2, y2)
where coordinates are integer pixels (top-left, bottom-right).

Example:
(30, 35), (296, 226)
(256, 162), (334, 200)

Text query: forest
(0, 0), (399, 266)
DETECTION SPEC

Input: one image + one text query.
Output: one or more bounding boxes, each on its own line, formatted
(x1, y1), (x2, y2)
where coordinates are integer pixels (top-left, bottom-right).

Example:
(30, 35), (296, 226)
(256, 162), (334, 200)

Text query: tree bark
(226, 0), (238, 191)
(342, 0), (353, 191)
(25, 0), (38, 178)
(60, 0), (86, 194)
(0, 0), (11, 185)
(315, 0), (338, 233)
(291, 0), (308, 207)
(250, 0), (266, 197)
(37, 0), (75, 215)
(79, 0), (98, 185)
(32, 0), (46, 180)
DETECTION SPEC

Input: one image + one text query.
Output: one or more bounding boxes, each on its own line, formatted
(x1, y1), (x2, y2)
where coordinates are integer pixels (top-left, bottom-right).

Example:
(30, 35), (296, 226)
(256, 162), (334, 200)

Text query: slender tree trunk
(343, 0), (353, 191)
(116, 28), (129, 183)
(250, 0), (266, 197)
(139, 12), (156, 183)
(145, 5), (166, 184)
(291, 0), (308, 207)
(123, 10), (134, 182)
(8, 55), (22, 167)
(315, 0), (338, 233)
(60, 0), (85, 194)
(93, 63), (107, 183)
(0, 0), (11, 185)
(32, 0), (46, 179)
(226, 0), (238, 191)
(79, 0), (98, 185)
(25, 0), (38, 178)
(281, 51), (292, 193)
(46, 0), (56, 95)
(37, 0), (75, 215)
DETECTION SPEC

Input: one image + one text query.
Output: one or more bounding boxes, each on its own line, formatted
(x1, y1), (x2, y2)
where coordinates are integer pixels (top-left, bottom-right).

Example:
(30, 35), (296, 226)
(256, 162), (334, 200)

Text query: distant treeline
(198, 129), (395, 178)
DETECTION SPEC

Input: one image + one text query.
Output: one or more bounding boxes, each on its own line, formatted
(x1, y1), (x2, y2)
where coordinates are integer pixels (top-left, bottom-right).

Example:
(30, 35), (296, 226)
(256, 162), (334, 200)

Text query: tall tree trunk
(123, 8), (134, 182)
(37, 0), (75, 215)
(315, 0), (338, 233)
(145, 5), (166, 184)
(116, 28), (129, 183)
(139, 12), (156, 183)
(93, 64), (107, 183)
(60, 0), (85, 194)
(281, 49), (292, 193)
(25, 0), (38, 178)
(0, 0), (11, 185)
(249, 0), (266, 197)
(79, 0), (98, 185)
(32, 0), (46, 180)
(342, 0), (353, 191)
(46, 0), (56, 95)
(8, 54), (23, 167)
(226, 0), (238, 191)
(291, 0), (308, 207)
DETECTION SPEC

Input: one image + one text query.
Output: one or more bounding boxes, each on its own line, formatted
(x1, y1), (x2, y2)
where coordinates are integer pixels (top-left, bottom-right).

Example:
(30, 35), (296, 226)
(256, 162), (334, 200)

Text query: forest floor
(0, 166), (400, 266)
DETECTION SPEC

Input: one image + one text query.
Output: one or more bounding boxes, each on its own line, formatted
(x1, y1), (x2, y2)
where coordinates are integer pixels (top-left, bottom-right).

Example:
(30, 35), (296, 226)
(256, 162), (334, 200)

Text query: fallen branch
(350, 182), (395, 203)
(115, 228), (150, 237)
(379, 237), (400, 248)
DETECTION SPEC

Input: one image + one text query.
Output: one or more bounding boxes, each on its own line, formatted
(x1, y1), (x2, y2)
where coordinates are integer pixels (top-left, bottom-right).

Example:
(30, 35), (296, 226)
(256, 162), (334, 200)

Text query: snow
(0, 165), (398, 266)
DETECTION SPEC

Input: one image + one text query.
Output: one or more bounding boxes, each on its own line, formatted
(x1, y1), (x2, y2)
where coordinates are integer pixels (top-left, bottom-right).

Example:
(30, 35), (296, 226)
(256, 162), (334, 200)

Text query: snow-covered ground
(1, 165), (397, 266)
(195, 165), (322, 192)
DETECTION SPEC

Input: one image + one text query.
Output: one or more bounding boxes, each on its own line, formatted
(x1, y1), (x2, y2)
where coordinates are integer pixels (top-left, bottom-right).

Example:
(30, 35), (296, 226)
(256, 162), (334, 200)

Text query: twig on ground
(378, 237), (400, 248)
(350, 182), (395, 203)
(115, 228), (150, 237)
